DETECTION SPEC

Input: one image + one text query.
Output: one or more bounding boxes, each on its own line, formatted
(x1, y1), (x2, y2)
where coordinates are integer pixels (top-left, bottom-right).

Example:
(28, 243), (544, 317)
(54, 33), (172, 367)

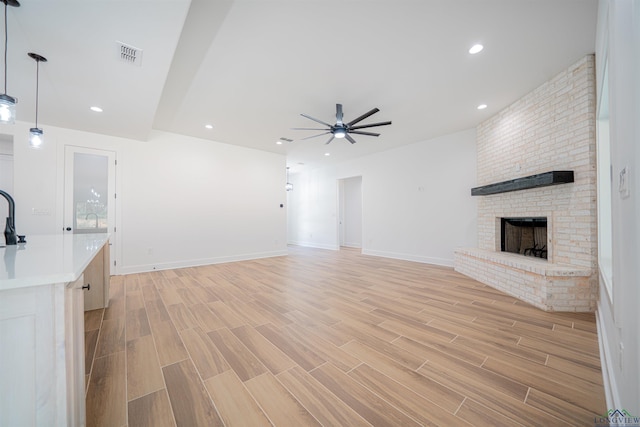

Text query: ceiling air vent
(279, 137), (293, 143)
(116, 41), (143, 66)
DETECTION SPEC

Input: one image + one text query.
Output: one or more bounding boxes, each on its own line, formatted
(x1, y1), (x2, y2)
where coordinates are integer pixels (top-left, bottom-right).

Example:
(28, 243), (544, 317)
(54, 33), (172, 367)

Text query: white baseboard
(117, 249), (289, 275)
(596, 304), (621, 411)
(342, 242), (362, 249)
(287, 240), (340, 250)
(361, 249), (454, 267)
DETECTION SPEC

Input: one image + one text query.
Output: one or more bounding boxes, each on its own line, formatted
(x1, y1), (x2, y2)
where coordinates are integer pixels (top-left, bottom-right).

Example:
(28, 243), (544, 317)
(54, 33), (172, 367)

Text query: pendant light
(28, 52), (46, 148)
(285, 167), (293, 191)
(0, 0), (19, 125)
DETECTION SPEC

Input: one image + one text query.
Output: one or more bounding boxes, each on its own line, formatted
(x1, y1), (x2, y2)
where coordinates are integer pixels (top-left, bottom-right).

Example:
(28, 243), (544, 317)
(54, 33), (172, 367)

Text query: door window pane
(73, 153), (108, 233)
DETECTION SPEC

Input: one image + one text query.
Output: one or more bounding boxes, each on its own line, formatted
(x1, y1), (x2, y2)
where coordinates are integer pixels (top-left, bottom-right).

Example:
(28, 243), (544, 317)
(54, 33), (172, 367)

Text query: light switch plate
(619, 166), (630, 199)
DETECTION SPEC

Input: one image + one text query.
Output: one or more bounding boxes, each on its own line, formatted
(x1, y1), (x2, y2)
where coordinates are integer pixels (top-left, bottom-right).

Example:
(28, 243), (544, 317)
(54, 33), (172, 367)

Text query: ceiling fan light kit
(294, 103), (391, 145)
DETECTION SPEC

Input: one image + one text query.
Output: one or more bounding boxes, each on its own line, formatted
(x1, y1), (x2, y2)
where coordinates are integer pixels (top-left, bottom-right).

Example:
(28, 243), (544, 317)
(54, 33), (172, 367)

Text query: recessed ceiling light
(469, 44), (484, 54)
(205, 124), (213, 129)
(90, 106), (103, 112)
(477, 104), (488, 110)
(324, 152), (330, 156)
(276, 141), (283, 145)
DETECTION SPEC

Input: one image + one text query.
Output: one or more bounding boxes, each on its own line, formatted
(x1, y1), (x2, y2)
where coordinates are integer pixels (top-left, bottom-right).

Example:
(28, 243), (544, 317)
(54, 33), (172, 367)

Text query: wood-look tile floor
(84, 246), (606, 427)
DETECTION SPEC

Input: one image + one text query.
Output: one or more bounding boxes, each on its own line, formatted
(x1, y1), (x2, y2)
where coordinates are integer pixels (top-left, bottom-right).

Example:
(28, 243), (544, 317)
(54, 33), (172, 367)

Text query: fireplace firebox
(500, 217), (548, 259)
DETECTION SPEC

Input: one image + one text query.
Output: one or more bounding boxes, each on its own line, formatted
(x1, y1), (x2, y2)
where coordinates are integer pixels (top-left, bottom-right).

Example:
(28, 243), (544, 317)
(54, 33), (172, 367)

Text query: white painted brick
(455, 55), (597, 312)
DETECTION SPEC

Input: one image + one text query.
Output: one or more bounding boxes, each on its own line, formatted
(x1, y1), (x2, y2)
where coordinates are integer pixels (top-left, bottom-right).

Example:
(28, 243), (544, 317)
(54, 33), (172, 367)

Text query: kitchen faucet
(85, 212), (99, 228)
(0, 189), (23, 245)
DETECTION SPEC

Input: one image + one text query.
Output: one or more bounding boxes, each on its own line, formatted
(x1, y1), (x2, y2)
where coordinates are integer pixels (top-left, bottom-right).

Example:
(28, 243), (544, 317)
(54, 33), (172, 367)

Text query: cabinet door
(83, 245), (105, 311)
(0, 284), (61, 425)
(65, 276), (86, 427)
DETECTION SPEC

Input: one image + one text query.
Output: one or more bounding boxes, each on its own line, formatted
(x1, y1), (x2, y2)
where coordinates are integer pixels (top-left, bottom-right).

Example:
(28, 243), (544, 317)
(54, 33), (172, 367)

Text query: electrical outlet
(31, 208), (50, 216)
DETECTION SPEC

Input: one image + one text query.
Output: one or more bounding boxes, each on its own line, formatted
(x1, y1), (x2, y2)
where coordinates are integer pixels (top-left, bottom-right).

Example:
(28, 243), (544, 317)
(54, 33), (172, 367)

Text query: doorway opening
(338, 176), (362, 251)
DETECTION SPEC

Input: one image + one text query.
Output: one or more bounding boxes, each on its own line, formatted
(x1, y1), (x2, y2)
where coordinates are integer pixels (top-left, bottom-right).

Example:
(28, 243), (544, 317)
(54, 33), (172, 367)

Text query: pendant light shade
(29, 127), (43, 148)
(0, 0), (19, 125)
(28, 52), (46, 149)
(0, 93), (15, 123)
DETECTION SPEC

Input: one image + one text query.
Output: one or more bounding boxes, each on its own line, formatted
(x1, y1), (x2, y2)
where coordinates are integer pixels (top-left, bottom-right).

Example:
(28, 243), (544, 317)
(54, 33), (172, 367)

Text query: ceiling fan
(293, 103), (391, 145)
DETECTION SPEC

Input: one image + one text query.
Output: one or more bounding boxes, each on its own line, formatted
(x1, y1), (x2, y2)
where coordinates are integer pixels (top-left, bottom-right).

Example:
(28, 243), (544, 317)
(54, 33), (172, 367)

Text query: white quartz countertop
(1, 233), (110, 291)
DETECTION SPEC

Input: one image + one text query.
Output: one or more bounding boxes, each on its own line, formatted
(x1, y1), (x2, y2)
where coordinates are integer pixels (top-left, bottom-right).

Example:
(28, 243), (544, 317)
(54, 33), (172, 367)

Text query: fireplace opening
(501, 217), (548, 259)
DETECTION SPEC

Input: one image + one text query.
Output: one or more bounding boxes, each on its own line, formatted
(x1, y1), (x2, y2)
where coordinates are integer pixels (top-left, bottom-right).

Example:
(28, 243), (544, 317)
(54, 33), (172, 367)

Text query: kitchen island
(1, 233), (110, 427)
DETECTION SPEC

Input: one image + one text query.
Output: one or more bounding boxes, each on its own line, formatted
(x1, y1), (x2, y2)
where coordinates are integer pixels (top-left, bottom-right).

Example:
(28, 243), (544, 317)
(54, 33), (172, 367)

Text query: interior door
(64, 146), (117, 274)
(338, 176), (363, 249)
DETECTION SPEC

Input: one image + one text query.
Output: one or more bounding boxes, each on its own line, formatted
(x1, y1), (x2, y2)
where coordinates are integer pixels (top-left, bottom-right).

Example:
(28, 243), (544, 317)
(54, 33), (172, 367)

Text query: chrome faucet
(0, 189), (22, 245)
(85, 212), (99, 228)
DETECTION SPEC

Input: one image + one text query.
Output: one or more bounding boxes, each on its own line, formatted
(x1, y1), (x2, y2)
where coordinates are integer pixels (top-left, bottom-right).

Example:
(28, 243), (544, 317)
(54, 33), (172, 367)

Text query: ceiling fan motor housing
(295, 103), (392, 145)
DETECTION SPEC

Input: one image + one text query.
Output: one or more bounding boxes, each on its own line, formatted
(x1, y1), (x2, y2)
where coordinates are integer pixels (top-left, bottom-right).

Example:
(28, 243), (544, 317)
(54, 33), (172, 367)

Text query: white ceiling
(7, 0), (597, 172)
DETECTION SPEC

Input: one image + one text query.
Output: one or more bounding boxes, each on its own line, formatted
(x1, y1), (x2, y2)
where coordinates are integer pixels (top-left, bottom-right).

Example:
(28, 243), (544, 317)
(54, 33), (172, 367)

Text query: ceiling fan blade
(350, 130), (380, 137)
(336, 104), (344, 125)
(349, 120), (392, 130)
(301, 113), (333, 128)
(345, 134), (357, 144)
(301, 132), (330, 140)
(325, 135), (335, 145)
(346, 108), (379, 127)
(291, 127), (330, 131)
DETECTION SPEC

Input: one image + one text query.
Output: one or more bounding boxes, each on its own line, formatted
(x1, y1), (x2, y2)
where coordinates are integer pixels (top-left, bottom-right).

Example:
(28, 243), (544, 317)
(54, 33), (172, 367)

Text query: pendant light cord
(34, 59), (39, 127)
(3, 1), (7, 94)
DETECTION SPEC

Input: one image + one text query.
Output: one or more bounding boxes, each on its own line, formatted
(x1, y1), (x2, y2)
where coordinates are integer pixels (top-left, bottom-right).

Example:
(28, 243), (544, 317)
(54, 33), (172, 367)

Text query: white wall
(120, 131), (287, 272)
(1, 121), (287, 274)
(595, 0), (640, 414)
(287, 128), (477, 266)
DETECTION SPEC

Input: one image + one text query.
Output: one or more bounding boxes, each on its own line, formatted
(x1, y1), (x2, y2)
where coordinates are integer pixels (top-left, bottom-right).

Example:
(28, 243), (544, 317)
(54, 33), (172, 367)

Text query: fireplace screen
(501, 217), (548, 259)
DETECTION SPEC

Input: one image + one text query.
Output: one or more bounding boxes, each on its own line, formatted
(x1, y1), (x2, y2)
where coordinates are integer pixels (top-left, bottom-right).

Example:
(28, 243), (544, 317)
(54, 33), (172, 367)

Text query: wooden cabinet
(0, 234), (109, 426)
(65, 275), (87, 426)
(0, 283), (57, 425)
(83, 244), (110, 311)
(0, 277), (85, 426)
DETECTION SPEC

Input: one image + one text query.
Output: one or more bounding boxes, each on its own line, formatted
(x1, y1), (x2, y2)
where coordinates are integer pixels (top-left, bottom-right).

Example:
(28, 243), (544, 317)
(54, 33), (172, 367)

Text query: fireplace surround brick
(455, 55), (598, 312)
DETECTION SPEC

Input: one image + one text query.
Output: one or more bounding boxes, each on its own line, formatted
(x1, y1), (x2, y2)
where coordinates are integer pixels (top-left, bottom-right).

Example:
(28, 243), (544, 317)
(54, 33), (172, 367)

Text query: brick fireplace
(454, 55), (598, 312)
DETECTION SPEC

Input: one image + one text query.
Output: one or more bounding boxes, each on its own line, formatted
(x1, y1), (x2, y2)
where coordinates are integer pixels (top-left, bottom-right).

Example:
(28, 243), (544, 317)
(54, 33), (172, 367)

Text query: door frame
(63, 145), (118, 275)
(337, 175), (363, 250)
